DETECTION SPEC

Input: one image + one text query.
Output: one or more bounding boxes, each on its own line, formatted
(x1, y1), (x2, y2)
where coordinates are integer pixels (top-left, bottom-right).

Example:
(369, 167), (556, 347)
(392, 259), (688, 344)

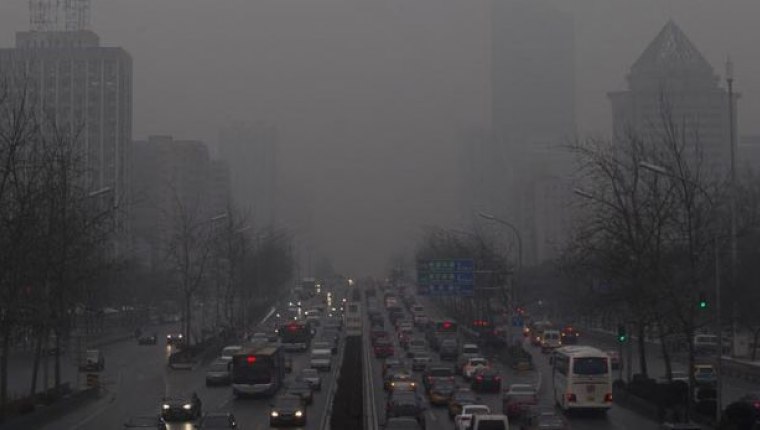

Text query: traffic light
(698, 291), (708, 309)
(617, 324), (627, 343)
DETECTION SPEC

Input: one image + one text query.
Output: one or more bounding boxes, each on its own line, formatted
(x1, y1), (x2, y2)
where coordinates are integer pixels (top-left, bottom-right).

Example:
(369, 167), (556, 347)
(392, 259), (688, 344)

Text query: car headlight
(162, 404), (170, 410)
(182, 403), (192, 410)
(271, 411), (279, 417)
(178, 334), (183, 338)
(295, 410), (303, 417)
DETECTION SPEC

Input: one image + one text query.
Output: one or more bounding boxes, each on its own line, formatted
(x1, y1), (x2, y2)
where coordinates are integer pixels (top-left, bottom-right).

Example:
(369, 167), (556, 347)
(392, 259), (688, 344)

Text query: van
(540, 330), (561, 353)
(472, 414), (510, 430)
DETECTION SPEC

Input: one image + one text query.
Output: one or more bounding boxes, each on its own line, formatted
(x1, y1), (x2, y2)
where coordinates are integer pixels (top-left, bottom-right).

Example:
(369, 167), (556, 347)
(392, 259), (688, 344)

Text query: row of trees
(562, 102), (760, 412)
(163, 198), (294, 345)
(0, 82), (119, 417)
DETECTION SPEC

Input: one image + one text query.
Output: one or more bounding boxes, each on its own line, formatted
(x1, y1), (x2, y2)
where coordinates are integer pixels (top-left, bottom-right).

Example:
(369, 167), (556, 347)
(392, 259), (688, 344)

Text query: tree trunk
(686, 328), (696, 421)
(30, 327), (43, 396)
(1, 327), (10, 422)
(658, 323), (672, 381)
(637, 321), (649, 377)
(185, 291), (192, 345)
(53, 328), (61, 388)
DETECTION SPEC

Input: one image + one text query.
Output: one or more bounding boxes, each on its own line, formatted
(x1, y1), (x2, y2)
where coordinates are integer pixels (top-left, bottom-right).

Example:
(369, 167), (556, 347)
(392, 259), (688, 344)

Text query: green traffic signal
(698, 291), (708, 309)
(617, 324), (627, 343)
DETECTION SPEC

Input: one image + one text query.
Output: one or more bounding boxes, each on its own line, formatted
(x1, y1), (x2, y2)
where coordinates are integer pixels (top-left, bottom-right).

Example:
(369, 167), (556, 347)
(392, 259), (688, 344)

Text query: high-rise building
(0, 28), (133, 252)
(609, 20), (736, 177)
(131, 136), (228, 268)
(219, 122), (278, 228)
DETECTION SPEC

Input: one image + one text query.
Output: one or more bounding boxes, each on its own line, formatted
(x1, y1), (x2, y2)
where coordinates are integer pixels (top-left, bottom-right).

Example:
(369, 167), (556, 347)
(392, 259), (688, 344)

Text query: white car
(310, 348), (332, 371)
(462, 357), (490, 379)
(455, 404), (491, 430)
(219, 345), (242, 363)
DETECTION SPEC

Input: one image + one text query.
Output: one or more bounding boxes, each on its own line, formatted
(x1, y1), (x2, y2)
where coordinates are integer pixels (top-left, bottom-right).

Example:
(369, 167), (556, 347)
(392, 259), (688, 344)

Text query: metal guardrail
(363, 329), (378, 430)
(319, 328), (348, 430)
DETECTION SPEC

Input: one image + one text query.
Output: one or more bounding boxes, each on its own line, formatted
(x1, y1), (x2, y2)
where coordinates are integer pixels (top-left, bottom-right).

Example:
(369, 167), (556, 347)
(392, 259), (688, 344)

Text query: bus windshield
(573, 357), (608, 375)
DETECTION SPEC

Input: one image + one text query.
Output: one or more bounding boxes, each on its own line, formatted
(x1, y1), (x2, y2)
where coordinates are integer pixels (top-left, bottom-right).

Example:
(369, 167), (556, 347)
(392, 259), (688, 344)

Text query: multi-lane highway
(40, 304), (341, 430)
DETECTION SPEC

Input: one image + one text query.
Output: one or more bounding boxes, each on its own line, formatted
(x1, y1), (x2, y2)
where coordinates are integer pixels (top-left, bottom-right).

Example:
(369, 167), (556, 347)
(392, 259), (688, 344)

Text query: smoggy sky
(1, 0), (757, 275)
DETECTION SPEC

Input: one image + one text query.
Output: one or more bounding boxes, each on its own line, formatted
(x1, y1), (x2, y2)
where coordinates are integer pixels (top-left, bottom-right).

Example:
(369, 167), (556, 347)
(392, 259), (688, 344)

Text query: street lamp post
(639, 160), (723, 419)
(478, 212), (523, 345)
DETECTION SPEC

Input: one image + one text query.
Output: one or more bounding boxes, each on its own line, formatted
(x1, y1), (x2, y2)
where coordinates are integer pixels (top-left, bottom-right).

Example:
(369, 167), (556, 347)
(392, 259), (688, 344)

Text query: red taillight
(495, 376), (501, 382)
(476, 375), (484, 382)
(247, 355), (256, 364)
(566, 393), (577, 402)
(604, 393), (613, 403)
(754, 401), (760, 409)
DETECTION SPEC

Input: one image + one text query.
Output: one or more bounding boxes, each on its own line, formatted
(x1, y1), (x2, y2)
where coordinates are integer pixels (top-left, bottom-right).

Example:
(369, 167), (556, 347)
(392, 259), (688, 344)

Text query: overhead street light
(210, 213), (229, 222)
(88, 187), (112, 198)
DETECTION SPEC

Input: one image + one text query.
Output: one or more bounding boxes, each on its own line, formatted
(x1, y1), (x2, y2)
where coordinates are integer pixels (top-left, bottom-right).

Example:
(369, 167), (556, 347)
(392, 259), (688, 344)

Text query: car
(390, 380), (418, 392)
(423, 365), (455, 391)
(457, 343), (481, 373)
(166, 333), (184, 345)
(385, 417), (424, 430)
(383, 357), (405, 377)
(299, 368), (322, 390)
(540, 329), (562, 353)
(250, 332), (270, 344)
(138, 333), (158, 345)
(385, 369), (415, 391)
(503, 383), (538, 419)
(522, 406), (569, 430)
(560, 326), (580, 345)
(407, 337), (427, 352)
(448, 388), (479, 419)
(462, 357), (489, 380)
(123, 416), (168, 429)
(471, 414), (510, 430)
(270, 394), (307, 426)
(411, 351), (433, 372)
(161, 394), (202, 421)
(79, 349), (105, 372)
(471, 368), (502, 393)
(371, 329), (390, 345)
(197, 412), (238, 429)
(310, 348), (333, 371)
(285, 380), (314, 405)
(386, 390), (427, 428)
(314, 339), (338, 355)
(220, 345), (243, 363)
(205, 360), (231, 386)
(374, 338), (395, 358)
(694, 364), (717, 385)
(439, 339), (459, 361)
(454, 404), (491, 430)
(428, 379), (456, 406)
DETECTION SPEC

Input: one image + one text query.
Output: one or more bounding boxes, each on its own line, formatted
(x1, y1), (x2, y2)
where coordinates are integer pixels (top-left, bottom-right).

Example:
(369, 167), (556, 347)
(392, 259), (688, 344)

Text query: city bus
(345, 301), (362, 337)
(426, 319), (458, 350)
(279, 321), (311, 352)
(231, 344), (285, 397)
(552, 346), (613, 412)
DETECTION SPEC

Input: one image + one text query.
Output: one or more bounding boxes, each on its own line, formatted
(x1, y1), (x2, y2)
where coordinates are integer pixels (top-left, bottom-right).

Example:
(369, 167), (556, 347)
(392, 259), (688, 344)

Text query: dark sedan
(138, 333), (158, 345)
(427, 379), (456, 406)
(471, 368), (502, 393)
(270, 394), (307, 427)
(386, 391), (427, 428)
(160, 395), (201, 421)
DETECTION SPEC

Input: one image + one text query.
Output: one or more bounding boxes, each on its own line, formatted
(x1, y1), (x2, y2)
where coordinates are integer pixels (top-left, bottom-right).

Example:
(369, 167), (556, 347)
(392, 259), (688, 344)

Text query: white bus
(552, 346), (613, 411)
(344, 301), (363, 337)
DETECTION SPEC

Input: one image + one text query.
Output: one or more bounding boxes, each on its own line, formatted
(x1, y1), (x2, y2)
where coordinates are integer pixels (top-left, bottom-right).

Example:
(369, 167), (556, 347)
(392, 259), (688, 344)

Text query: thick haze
(2, 0), (758, 275)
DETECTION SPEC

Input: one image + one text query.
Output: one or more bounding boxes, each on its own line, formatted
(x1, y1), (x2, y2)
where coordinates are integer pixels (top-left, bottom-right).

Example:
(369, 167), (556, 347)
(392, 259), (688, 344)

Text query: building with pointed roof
(609, 20), (736, 176)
